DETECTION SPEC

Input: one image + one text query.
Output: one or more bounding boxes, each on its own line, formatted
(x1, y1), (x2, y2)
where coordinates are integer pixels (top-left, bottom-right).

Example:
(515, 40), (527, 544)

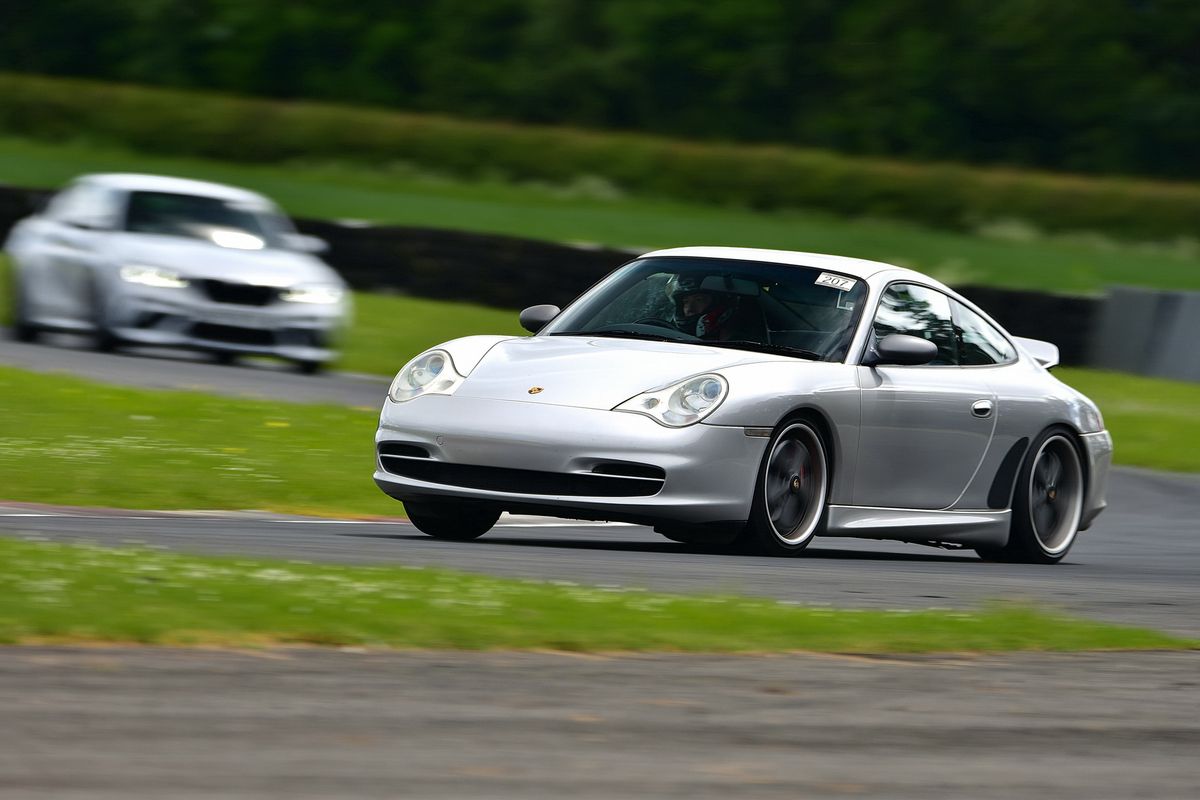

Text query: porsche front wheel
(740, 420), (829, 556)
(405, 501), (501, 541)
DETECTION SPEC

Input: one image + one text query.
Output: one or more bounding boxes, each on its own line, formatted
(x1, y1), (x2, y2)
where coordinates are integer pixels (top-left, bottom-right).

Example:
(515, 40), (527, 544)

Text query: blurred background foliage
(3, 0), (1199, 180)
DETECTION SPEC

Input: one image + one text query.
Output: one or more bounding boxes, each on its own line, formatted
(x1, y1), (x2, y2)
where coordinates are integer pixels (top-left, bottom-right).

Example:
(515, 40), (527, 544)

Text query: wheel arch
(774, 404), (839, 482)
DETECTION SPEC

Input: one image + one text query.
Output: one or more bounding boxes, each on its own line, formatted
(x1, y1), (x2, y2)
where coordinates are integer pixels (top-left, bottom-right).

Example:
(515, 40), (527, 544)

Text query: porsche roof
(641, 246), (928, 284)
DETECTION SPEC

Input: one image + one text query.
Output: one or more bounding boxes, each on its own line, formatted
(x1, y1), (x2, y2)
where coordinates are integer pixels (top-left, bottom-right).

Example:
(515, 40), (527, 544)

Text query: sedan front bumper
(374, 395), (767, 527)
(107, 286), (346, 362)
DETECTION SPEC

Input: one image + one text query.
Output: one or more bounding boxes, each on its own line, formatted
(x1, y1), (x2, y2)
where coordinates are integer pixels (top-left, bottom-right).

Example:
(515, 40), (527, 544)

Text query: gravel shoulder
(2, 646), (1198, 800)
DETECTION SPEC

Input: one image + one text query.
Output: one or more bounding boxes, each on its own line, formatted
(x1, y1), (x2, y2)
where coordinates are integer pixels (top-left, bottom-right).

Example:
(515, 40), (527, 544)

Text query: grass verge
(3, 136), (1200, 293)
(0, 364), (398, 517)
(1056, 368), (1200, 473)
(0, 537), (1191, 652)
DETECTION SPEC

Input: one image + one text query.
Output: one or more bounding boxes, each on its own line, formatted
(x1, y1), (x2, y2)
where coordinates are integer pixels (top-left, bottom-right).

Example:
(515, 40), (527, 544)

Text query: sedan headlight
(281, 285), (344, 304)
(614, 374), (728, 427)
(119, 264), (189, 289)
(388, 350), (465, 403)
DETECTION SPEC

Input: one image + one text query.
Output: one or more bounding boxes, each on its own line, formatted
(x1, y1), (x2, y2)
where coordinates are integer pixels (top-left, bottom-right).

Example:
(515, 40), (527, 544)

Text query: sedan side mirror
(65, 215), (114, 231)
(519, 304), (560, 333)
(284, 233), (329, 254)
(864, 333), (938, 366)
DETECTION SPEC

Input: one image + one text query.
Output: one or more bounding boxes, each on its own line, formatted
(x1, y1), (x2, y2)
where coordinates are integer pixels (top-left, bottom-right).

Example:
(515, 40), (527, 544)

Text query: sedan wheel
(405, 501), (501, 541)
(979, 428), (1084, 564)
(10, 283), (39, 343)
(740, 420), (828, 555)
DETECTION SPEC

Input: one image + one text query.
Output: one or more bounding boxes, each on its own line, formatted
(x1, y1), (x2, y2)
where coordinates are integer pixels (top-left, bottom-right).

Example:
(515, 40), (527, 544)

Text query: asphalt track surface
(3, 335), (1200, 798)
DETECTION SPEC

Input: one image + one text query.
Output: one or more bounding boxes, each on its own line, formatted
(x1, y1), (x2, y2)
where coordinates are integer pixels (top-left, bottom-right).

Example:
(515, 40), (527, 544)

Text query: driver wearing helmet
(670, 274), (738, 339)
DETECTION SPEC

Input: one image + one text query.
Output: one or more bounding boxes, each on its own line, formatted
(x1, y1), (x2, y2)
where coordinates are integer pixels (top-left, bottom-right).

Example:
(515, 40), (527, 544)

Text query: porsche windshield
(543, 257), (869, 362)
(124, 191), (291, 250)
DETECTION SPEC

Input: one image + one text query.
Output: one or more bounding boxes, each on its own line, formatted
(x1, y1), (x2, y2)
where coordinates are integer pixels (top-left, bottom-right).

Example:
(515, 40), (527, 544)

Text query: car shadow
(336, 530), (975, 563)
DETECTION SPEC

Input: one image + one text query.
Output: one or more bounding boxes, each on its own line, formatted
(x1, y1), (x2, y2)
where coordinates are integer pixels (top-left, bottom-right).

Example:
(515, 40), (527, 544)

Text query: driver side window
(873, 283), (958, 365)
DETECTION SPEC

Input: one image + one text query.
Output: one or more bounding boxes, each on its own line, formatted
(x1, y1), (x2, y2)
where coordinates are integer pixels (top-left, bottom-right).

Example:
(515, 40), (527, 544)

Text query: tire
(87, 277), (120, 353)
(295, 359), (323, 375)
(405, 500), (501, 541)
(978, 427), (1085, 564)
(737, 419), (829, 556)
(10, 283), (39, 343)
(212, 351), (238, 366)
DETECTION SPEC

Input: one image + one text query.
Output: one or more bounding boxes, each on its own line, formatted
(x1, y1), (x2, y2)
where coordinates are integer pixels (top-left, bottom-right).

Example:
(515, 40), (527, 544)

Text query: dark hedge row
(2, 74), (1199, 242)
(4, 0), (1199, 179)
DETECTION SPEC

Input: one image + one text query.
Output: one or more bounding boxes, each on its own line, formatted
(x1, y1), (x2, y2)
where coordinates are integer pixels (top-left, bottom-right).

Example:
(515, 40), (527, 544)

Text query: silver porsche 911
(374, 247), (1112, 563)
(5, 173), (349, 372)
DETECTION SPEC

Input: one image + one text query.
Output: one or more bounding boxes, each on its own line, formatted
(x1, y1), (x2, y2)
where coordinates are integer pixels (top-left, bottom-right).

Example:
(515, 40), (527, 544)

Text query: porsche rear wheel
(739, 420), (829, 556)
(405, 501), (501, 541)
(978, 427), (1084, 564)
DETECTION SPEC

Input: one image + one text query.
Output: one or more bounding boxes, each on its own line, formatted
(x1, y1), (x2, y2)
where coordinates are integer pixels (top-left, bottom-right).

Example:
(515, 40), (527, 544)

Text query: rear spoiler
(1014, 337), (1060, 369)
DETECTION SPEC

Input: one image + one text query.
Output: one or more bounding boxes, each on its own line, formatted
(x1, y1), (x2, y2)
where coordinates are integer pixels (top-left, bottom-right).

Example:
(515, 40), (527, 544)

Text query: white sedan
(5, 173), (349, 372)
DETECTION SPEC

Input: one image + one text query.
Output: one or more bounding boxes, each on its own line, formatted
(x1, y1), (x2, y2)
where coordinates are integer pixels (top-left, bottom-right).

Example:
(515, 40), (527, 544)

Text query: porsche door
(854, 283), (997, 510)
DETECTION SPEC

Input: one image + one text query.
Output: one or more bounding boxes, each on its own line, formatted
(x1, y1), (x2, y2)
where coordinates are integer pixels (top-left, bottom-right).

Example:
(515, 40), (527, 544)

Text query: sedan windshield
(542, 257), (868, 362)
(123, 191), (292, 250)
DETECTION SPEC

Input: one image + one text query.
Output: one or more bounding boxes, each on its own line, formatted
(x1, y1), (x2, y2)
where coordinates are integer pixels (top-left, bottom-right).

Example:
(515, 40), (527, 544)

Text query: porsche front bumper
(373, 395), (767, 527)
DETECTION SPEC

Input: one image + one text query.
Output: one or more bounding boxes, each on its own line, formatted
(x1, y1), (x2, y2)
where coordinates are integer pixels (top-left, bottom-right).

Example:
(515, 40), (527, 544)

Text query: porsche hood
(450, 335), (783, 410)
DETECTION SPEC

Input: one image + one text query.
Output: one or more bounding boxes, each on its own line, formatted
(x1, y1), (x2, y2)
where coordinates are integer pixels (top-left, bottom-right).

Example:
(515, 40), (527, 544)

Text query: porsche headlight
(119, 264), (189, 288)
(388, 350), (464, 403)
(281, 284), (344, 304)
(615, 374), (728, 427)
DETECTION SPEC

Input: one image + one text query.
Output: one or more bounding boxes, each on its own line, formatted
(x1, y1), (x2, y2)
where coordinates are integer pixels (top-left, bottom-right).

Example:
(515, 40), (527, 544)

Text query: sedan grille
(378, 451), (664, 498)
(201, 280), (278, 306)
(191, 323), (275, 347)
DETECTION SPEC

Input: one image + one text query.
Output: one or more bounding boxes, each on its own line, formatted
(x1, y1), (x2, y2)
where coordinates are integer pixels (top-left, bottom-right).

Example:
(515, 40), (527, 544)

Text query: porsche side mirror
(864, 333), (938, 366)
(519, 304), (560, 333)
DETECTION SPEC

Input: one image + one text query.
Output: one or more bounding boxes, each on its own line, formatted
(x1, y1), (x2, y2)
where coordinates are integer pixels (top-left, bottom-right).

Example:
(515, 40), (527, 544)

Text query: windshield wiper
(548, 329), (686, 343)
(701, 340), (823, 361)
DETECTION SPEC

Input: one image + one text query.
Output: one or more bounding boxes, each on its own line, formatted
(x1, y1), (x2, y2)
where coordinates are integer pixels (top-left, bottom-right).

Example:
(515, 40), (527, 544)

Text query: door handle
(971, 399), (994, 418)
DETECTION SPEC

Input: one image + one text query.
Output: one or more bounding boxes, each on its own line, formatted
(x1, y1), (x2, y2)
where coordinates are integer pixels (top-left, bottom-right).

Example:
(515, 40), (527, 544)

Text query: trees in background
(3, 0), (1197, 178)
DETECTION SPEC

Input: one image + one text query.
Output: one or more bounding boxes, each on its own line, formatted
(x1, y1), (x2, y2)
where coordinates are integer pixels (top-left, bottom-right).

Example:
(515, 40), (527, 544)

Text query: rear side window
(872, 283), (958, 365)
(953, 302), (1016, 365)
(44, 182), (117, 227)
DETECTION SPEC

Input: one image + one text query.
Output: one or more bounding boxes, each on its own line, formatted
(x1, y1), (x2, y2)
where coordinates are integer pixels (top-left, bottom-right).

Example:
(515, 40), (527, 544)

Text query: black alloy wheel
(740, 420), (829, 556)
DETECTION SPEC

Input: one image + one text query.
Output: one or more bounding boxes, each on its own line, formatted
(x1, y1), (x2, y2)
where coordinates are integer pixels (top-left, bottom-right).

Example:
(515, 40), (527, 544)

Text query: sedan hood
(109, 233), (341, 287)
(454, 335), (783, 410)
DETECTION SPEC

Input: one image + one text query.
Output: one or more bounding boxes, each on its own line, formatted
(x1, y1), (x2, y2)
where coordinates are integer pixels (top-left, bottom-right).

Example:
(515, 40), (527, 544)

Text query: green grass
(0, 364), (398, 517)
(0, 537), (1190, 652)
(341, 290), (521, 376)
(2, 135), (1199, 293)
(1056, 368), (1200, 473)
